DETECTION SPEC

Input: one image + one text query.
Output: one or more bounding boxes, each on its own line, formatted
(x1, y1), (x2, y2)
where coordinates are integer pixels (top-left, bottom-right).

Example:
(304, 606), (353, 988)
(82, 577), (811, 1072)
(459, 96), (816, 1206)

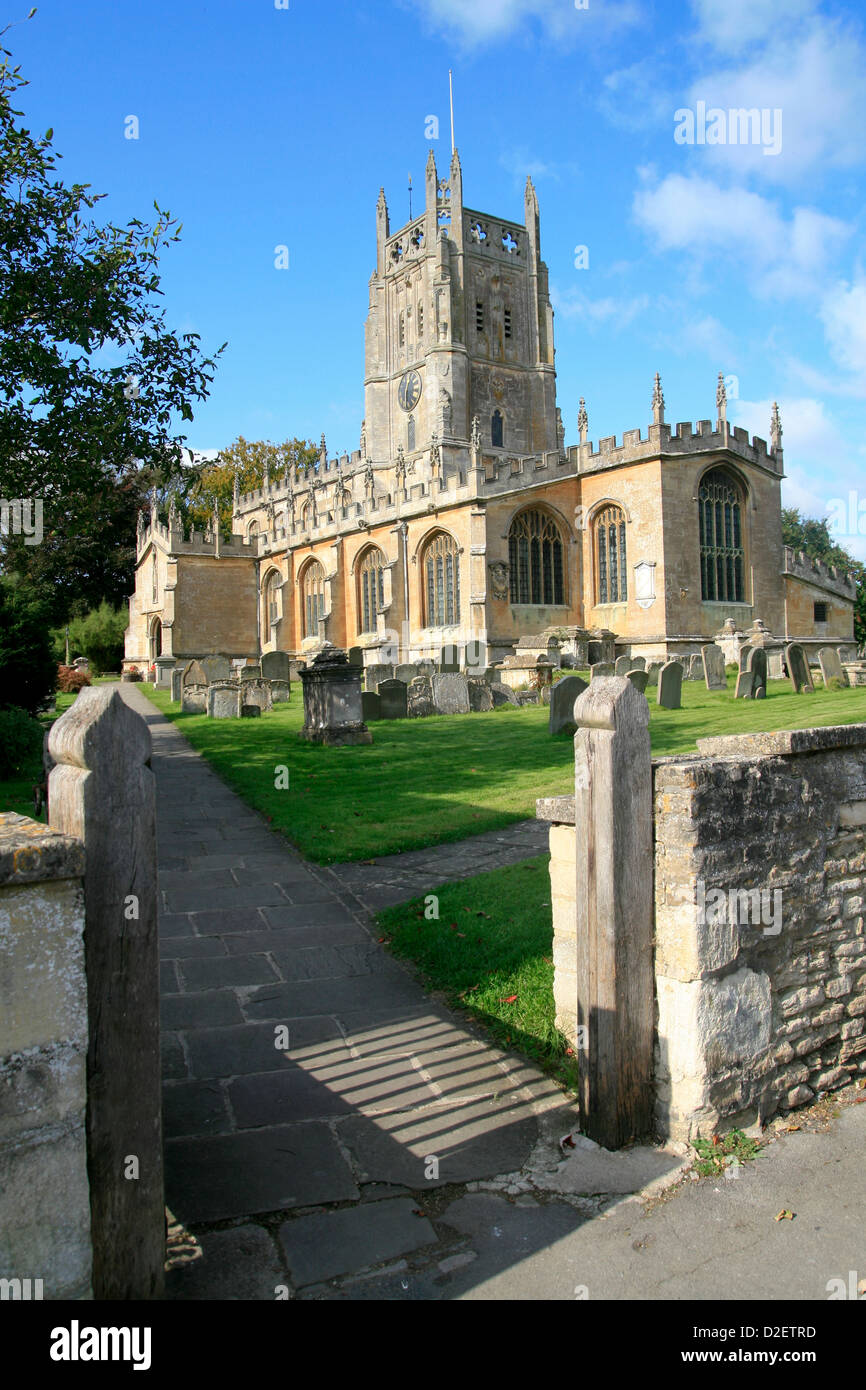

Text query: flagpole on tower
(449, 69), (455, 154)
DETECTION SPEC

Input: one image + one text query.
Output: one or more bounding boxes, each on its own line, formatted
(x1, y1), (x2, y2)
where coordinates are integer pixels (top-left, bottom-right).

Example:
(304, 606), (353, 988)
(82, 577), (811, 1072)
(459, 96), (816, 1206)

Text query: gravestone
(747, 646), (768, 699)
(819, 647), (849, 688)
(200, 655), (231, 683)
(269, 680), (290, 703)
(627, 669), (649, 694)
(181, 660), (208, 713)
(289, 659), (306, 683)
(170, 669), (182, 703)
(738, 644), (752, 672)
(468, 678), (494, 712)
(549, 674), (588, 736)
(407, 676), (434, 719)
(261, 651), (290, 683)
(208, 682), (241, 719)
(299, 647), (372, 746)
(439, 645), (460, 673)
(361, 691), (381, 721)
(734, 669), (754, 699)
(378, 678), (408, 720)
(465, 640), (487, 674)
(687, 655), (704, 681)
(785, 643), (813, 694)
(628, 656), (646, 671)
(701, 644), (727, 691)
(348, 647), (363, 669)
(646, 662), (663, 688)
(183, 660), (208, 687)
(541, 686), (552, 706)
(364, 663), (393, 693)
(416, 660), (436, 679)
(432, 672), (470, 714)
(241, 680), (273, 714)
(590, 662), (614, 680)
(516, 691), (539, 706)
(491, 683), (519, 708)
(240, 665), (262, 681)
(395, 664), (420, 685)
(657, 660), (684, 709)
(154, 657), (175, 689)
(240, 704), (261, 718)
(614, 656), (632, 677)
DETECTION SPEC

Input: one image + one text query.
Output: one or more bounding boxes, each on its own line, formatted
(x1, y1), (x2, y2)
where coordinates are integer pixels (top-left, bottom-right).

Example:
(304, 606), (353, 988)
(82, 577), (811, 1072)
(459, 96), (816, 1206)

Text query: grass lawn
(140, 675), (866, 864)
(0, 686), (106, 821)
(376, 855), (578, 1091)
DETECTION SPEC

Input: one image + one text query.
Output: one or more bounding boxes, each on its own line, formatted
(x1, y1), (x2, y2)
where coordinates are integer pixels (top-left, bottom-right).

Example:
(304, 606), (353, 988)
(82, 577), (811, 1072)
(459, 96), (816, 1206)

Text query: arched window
(302, 561), (326, 639)
(263, 569), (281, 644)
(422, 532), (460, 628)
(247, 521), (258, 544)
(508, 509), (565, 605)
(151, 554), (158, 603)
(595, 505), (628, 604)
(699, 468), (745, 602)
(149, 616), (162, 661)
(407, 415), (416, 452)
(358, 547), (385, 634)
(491, 410), (504, 448)
(301, 503), (311, 531)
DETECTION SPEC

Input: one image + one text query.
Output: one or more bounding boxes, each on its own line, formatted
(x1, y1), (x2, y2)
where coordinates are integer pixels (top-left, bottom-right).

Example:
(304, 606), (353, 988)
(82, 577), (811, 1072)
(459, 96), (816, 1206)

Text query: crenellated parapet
(783, 546), (857, 599)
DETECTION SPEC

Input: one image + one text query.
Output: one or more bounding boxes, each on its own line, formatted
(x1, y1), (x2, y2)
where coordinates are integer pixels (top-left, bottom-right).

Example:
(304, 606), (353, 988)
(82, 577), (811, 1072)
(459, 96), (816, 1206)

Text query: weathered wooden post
(48, 687), (164, 1299)
(573, 677), (653, 1148)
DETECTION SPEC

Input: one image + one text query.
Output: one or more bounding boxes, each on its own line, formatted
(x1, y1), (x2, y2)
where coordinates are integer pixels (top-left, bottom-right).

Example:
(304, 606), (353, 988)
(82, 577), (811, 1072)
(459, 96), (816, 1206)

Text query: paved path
(120, 688), (866, 1302)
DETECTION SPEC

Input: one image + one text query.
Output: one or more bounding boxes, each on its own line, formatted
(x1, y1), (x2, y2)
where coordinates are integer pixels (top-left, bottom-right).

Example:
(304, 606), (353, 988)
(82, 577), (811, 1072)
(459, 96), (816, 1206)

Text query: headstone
(747, 646), (768, 698)
(299, 647), (373, 746)
(416, 660), (436, 679)
(818, 647), (849, 688)
(200, 655), (231, 683)
(240, 665), (262, 681)
(734, 669), (754, 700)
(646, 662), (663, 688)
(364, 663), (393, 693)
(361, 691), (381, 721)
(183, 660), (208, 687)
(549, 674), (588, 736)
(626, 669), (649, 694)
(153, 657), (175, 689)
(785, 643), (813, 694)
(407, 677), (434, 718)
(468, 677), (494, 712)
(614, 656), (632, 677)
(378, 678), (408, 720)
(657, 660), (684, 709)
(208, 682), (241, 719)
(395, 664), (420, 685)
(241, 680), (273, 714)
(348, 647), (363, 669)
(261, 651), (290, 683)
(628, 656), (646, 672)
(738, 644), (752, 672)
(170, 669), (182, 703)
(687, 655), (704, 681)
(432, 672), (470, 714)
(269, 680), (290, 703)
(516, 690), (539, 706)
(241, 704), (261, 718)
(439, 645), (460, 673)
(541, 686), (552, 706)
(289, 659), (306, 683)
(701, 644), (727, 691)
(590, 662), (614, 681)
(181, 687), (207, 715)
(491, 683), (519, 708)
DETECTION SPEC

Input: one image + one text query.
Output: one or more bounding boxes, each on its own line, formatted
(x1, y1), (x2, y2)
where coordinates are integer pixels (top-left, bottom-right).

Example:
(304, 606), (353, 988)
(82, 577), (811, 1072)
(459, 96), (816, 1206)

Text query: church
(124, 148), (856, 675)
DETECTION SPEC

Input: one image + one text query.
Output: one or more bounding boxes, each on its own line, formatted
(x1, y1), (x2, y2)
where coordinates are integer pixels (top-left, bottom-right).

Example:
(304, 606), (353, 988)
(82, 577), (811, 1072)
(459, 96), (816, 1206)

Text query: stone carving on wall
(439, 388), (452, 435)
(488, 561), (510, 601)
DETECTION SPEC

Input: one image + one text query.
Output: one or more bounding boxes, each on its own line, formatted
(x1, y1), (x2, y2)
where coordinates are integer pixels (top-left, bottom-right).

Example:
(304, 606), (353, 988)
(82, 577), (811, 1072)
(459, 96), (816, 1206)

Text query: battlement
(136, 516), (254, 559)
(783, 546), (857, 598)
(569, 417), (784, 476)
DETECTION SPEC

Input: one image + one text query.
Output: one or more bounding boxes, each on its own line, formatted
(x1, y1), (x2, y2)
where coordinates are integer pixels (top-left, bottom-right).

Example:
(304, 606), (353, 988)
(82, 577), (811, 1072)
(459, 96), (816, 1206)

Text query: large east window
(423, 531), (460, 627)
(699, 468), (745, 603)
(595, 505), (628, 604)
(508, 508), (565, 605)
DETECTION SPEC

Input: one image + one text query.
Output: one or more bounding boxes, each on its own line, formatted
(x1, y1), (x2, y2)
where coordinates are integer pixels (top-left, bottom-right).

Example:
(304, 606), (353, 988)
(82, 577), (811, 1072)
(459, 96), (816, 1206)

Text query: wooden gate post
(573, 677), (653, 1148)
(49, 687), (164, 1299)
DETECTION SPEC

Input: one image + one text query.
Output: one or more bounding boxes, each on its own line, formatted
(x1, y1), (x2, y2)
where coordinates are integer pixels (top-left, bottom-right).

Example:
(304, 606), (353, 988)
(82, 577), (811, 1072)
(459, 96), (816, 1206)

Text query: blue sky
(11, 0), (866, 557)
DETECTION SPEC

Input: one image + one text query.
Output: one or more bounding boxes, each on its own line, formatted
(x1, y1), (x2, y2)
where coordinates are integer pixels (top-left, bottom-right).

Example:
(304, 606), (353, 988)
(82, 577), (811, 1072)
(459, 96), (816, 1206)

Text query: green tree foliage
(782, 507), (865, 645)
(0, 26), (224, 621)
(53, 600), (128, 675)
(163, 437), (320, 535)
(0, 575), (56, 713)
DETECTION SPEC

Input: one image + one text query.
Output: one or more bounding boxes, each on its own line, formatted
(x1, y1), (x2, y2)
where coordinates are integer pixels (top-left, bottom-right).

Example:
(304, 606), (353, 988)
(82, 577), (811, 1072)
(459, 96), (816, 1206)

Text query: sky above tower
(12, 0), (866, 557)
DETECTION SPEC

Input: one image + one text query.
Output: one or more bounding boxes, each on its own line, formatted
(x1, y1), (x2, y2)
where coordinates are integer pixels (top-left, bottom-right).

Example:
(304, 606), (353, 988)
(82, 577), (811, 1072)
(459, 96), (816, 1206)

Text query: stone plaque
(701, 644), (727, 691)
(657, 660), (684, 709)
(432, 673), (470, 714)
(378, 678), (408, 720)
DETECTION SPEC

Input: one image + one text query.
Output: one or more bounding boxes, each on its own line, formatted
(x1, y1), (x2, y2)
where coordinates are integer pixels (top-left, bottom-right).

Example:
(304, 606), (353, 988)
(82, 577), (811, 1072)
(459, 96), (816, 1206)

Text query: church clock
(397, 369), (422, 412)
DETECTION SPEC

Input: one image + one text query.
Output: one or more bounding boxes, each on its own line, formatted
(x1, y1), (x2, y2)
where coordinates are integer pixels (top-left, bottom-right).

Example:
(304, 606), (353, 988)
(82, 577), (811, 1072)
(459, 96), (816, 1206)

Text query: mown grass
(139, 674), (866, 864)
(377, 855), (579, 1090)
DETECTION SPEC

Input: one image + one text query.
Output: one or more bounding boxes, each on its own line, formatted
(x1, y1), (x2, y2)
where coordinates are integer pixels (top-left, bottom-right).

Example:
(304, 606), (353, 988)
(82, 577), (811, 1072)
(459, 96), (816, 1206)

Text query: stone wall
(0, 814), (91, 1299)
(539, 720), (866, 1144)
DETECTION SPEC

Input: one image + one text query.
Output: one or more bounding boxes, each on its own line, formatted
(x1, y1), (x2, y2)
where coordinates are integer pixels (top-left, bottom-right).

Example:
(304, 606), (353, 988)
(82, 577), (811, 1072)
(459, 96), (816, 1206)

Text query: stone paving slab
(185, 1018), (351, 1080)
(279, 1199), (438, 1287)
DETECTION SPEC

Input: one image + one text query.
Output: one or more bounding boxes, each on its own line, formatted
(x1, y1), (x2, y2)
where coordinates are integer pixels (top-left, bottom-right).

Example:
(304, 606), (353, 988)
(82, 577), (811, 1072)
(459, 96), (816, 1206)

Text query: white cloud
(632, 173), (850, 299)
(404, 0), (641, 47)
(690, 0), (818, 51)
(820, 279), (866, 381)
(551, 286), (651, 326)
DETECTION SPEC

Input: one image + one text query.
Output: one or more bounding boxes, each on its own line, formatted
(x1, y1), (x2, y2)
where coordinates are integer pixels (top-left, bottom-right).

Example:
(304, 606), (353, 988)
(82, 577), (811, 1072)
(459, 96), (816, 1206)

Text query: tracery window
(358, 547), (385, 634)
(698, 468), (745, 603)
(422, 532), (460, 628)
(263, 569), (281, 643)
(595, 505), (628, 604)
(302, 561), (326, 639)
(491, 410), (504, 448)
(508, 509), (565, 605)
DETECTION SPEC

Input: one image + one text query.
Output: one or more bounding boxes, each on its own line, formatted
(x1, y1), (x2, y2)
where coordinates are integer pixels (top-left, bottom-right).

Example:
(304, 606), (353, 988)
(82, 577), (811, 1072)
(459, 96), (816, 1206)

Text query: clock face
(398, 369), (422, 412)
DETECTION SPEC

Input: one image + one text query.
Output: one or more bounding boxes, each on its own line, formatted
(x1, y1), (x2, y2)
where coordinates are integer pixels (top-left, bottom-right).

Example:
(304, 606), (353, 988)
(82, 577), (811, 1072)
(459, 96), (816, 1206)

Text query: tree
(164, 436), (319, 535)
(782, 507), (865, 646)
(0, 22), (225, 620)
(0, 574), (56, 713)
(54, 600), (128, 675)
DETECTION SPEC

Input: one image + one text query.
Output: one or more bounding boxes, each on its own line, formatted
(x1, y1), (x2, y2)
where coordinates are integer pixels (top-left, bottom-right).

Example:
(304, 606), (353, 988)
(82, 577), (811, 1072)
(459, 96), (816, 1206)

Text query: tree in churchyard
(169, 436), (320, 535)
(0, 574), (56, 713)
(782, 507), (865, 645)
(0, 20), (225, 622)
